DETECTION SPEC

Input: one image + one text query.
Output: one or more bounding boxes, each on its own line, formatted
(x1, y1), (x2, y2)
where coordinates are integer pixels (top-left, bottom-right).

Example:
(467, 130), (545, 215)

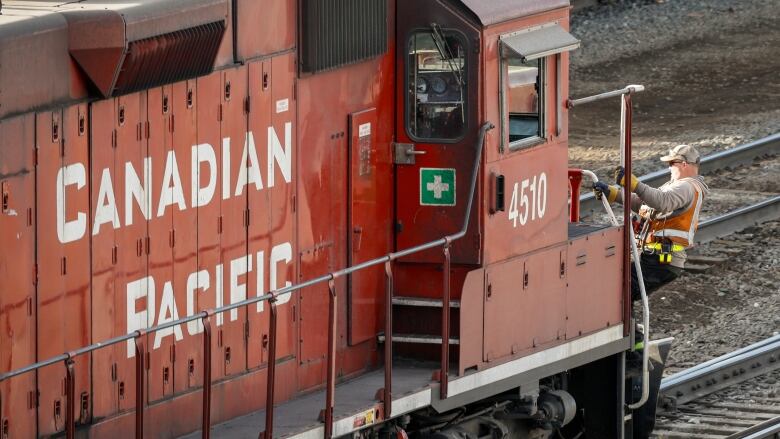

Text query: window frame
(499, 53), (546, 153)
(404, 28), (469, 144)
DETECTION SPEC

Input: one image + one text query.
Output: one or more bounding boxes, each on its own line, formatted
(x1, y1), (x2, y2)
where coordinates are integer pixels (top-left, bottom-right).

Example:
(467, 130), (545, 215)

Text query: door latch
(393, 142), (426, 165)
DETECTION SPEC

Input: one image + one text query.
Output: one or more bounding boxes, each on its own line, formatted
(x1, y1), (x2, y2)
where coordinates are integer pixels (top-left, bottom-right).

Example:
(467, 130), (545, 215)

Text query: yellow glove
(593, 182), (619, 203)
(615, 166), (639, 191)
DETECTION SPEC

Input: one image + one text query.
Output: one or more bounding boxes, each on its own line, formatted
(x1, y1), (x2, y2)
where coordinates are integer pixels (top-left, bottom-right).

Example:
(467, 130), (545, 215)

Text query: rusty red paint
(0, 114), (36, 438)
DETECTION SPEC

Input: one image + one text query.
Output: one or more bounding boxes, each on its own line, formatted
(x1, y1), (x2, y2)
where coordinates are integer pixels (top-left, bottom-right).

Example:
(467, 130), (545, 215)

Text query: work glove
(614, 166), (639, 191)
(593, 181), (619, 203)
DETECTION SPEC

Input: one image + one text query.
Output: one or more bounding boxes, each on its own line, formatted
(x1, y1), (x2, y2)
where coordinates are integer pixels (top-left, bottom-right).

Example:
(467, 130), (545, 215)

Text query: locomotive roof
(457, 0), (570, 26)
(0, 0), (227, 118)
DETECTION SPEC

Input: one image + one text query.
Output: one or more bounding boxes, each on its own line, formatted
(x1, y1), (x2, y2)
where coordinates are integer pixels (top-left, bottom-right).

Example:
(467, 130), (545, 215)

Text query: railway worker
(593, 144), (710, 301)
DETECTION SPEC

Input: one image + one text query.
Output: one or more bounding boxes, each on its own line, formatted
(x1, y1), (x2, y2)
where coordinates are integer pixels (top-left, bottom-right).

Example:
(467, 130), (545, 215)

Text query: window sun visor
(500, 24), (580, 62)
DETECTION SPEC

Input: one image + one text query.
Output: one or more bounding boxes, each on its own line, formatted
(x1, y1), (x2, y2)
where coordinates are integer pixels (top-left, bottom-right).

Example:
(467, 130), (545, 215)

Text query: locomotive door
(394, 2), (480, 263)
(347, 108), (392, 345)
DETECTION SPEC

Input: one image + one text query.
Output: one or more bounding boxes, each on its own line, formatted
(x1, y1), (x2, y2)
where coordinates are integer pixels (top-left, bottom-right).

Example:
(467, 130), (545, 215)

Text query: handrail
(568, 85), (650, 410)
(0, 121), (494, 438)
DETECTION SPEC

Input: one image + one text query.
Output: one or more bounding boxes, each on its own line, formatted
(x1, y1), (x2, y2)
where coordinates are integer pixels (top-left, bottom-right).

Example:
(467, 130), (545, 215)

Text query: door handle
(353, 226), (363, 252)
(393, 142), (425, 164)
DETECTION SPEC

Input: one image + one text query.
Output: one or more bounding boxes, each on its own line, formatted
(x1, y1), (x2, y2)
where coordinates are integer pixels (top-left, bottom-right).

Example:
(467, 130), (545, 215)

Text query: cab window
(502, 56), (544, 149)
(407, 29), (467, 141)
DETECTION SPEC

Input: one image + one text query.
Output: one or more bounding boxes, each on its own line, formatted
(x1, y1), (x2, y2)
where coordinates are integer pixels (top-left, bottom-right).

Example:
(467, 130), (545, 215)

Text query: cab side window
(499, 24), (579, 151)
(502, 56), (544, 148)
(407, 30), (467, 141)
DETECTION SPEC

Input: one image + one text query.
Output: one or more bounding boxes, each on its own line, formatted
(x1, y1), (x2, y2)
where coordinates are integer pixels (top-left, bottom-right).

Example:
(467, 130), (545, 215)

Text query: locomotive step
(392, 296), (461, 308)
(377, 333), (459, 345)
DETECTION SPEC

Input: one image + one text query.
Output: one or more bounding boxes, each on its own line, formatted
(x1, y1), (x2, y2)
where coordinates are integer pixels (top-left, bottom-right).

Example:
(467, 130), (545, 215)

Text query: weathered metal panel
(113, 92), (148, 413)
(89, 96), (119, 419)
(482, 141), (569, 265)
(347, 108), (390, 345)
(297, 244), (334, 390)
(235, 0), (295, 61)
(194, 71), (223, 385)
(269, 54), (297, 361)
(219, 67), (249, 377)
(565, 227), (624, 338)
(146, 86), (176, 402)
(483, 244), (567, 363)
(171, 80), (201, 394)
(35, 105), (92, 435)
(0, 114), (37, 438)
(246, 60), (273, 370)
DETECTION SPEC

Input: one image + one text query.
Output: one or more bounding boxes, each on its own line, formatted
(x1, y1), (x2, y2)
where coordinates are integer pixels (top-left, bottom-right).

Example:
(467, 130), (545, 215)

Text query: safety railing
(567, 85), (653, 410)
(567, 85), (643, 336)
(0, 122), (494, 439)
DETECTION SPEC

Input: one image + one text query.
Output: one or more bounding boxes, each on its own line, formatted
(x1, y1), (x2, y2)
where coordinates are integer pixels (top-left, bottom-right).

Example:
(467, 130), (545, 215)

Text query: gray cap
(660, 144), (700, 164)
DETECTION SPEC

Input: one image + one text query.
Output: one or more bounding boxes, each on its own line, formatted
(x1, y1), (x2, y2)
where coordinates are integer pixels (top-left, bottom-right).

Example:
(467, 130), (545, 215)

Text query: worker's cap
(660, 144), (700, 164)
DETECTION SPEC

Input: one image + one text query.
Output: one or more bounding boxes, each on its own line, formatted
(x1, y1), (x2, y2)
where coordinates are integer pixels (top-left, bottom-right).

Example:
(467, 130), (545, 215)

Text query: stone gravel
(569, 0), (780, 179)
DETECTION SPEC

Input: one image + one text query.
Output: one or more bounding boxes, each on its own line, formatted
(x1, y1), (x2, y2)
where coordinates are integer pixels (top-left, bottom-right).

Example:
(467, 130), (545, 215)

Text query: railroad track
(579, 133), (780, 216)
(651, 318), (780, 438)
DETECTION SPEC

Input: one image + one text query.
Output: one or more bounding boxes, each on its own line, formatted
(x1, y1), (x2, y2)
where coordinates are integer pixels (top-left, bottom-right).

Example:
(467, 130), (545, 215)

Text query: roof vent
(65, 2), (227, 97)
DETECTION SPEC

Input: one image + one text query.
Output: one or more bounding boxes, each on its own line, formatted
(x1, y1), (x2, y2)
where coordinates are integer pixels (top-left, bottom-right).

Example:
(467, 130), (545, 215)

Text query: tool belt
(642, 241), (685, 264)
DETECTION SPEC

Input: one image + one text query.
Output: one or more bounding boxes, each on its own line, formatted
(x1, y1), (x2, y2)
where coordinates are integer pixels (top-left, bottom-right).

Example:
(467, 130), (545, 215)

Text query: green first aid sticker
(420, 168), (456, 206)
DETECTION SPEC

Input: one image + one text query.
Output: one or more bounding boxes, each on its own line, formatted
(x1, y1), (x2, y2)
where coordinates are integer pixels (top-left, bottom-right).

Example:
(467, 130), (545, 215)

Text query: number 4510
(508, 172), (547, 227)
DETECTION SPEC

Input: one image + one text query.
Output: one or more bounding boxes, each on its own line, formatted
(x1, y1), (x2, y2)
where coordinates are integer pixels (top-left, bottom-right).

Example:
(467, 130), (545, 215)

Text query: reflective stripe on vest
(647, 183), (703, 247)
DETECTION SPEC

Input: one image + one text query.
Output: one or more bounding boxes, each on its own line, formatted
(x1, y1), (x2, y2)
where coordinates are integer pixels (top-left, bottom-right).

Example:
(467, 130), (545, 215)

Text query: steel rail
(727, 415), (780, 439)
(0, 122), (494, 439)
(659, 335), (780, 408)
(695, 195), (780, 244)
(577, 132), (780, 216)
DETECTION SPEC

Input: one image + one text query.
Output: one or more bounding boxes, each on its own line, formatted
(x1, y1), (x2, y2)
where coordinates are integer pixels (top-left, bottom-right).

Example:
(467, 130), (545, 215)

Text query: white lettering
(270, 242), (293, 305)
(125, 241), (294, 357)
(93, 168), (120, 235)
(125, 158), (152, 226)
(157, 150), (186, 217)
(56, 164), (87, 243)
(267, 122), (292, 187)
(153, 281), (183, 349)
(230, 254), (251, 321)
(192, 144), (217, 207)
(186, 270), (209, 335)
(222, 138), (231, 200)
(235, 132), (264, 196)
(126, 277), (155, 358)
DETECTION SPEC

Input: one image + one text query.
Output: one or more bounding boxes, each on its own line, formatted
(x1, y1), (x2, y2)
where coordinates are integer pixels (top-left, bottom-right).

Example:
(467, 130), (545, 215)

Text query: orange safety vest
(640, 181), (704, 248)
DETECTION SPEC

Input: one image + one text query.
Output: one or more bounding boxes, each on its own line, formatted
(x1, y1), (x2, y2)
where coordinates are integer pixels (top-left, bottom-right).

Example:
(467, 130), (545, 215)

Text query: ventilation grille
(300, 0), (388, 74)
(113, 21), (226, 96)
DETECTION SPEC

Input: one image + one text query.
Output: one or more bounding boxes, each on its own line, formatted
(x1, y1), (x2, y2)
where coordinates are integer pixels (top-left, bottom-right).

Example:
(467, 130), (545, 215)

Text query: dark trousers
(631, 253), (684, 301)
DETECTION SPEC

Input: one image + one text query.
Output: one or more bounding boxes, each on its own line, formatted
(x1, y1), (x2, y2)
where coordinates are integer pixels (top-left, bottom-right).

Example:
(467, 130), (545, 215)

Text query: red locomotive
(0, 0), (658, 438)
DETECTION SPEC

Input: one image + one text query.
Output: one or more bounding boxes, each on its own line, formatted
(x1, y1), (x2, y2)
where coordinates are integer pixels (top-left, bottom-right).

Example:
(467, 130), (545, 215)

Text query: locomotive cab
(390, 1), (633, 437)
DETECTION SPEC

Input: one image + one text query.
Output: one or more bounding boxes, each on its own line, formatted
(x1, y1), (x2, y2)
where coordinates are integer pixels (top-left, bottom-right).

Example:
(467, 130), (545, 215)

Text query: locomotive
(0, 0), (659, 437)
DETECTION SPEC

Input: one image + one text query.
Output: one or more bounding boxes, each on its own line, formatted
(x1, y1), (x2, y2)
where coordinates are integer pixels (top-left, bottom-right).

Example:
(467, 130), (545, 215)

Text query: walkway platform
(183, 326), (626, 438)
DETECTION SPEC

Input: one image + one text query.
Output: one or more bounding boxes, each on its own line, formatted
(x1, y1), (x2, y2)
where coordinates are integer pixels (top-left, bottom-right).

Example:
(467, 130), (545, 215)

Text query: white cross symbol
(427, 175), (450, 199)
